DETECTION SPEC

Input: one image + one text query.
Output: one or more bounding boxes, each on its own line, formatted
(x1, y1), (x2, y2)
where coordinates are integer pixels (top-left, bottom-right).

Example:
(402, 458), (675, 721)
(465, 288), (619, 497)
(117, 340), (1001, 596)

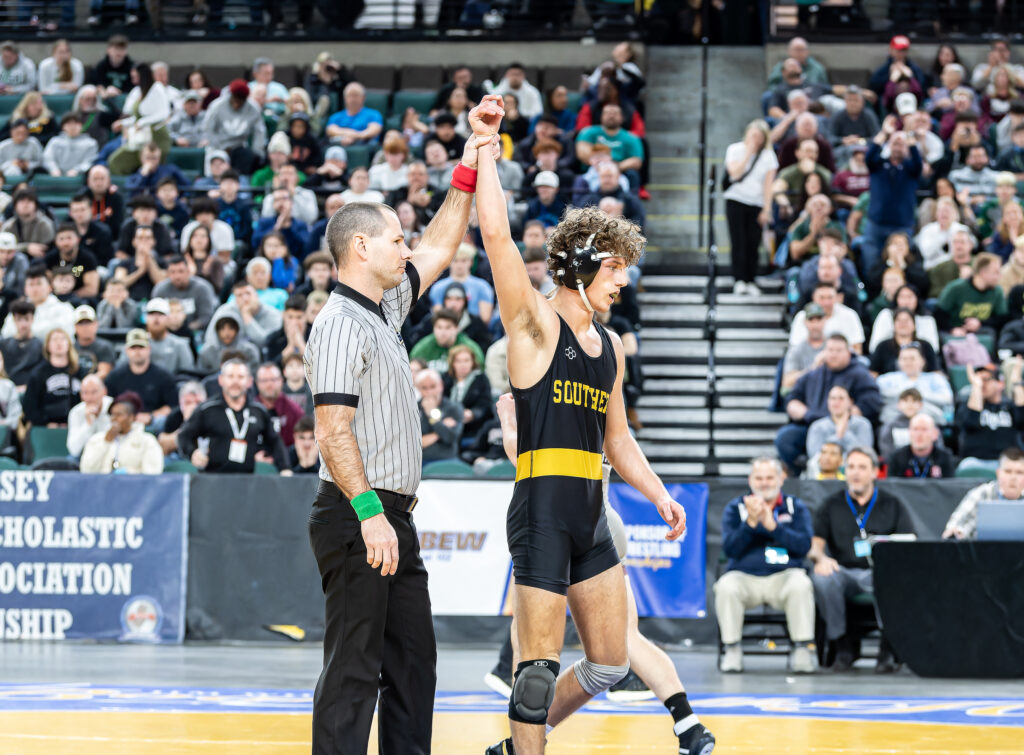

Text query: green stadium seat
(0, 95), (19, 115)
(168, 146), (205, 173)
(109, 174), (129, 190)
(254, 461), (279, 475)
(422, 458), (475, 478)
(164, 459), (199, 474)
(0, 456), (20, 470)
(566, 91), (584, 113)
(43, 94), (76, 118)
(947, 365), (969, 393)
(0, 115), (9, 133)
(344, 144), (372, 169)
(363, 89), (390, 118)
(4, 173), (27, 187)
(31, 174), (85, 196)
(943, 333), (995, 356)
(107, 93), (127, 114)
(28, 427), (69, 463)
(385, 113), (403, 131)
(391, 90), (435, 118)
(483, 459), (517, 479)
(955, 465), (997, 479)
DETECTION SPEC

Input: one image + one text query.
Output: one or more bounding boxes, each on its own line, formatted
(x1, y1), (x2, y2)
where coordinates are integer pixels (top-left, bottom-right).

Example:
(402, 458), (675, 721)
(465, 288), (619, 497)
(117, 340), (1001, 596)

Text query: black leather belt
(318, 481), (418, 513)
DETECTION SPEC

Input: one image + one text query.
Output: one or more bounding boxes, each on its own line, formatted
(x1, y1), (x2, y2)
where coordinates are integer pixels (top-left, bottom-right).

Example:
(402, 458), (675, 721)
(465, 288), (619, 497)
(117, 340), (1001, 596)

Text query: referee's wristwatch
(428, 408), (442, 424)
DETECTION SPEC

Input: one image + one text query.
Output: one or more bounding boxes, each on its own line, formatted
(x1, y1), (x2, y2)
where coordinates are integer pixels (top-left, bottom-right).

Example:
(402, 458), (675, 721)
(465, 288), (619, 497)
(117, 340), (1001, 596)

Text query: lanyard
(909, 455), (932, 479)
(226, 408), (252, 440)
(845, 488), (878, 538)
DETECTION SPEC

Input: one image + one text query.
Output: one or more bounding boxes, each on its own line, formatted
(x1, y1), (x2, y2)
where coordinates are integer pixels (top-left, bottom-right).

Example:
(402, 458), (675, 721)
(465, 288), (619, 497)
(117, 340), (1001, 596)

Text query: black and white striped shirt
(304, 267), (422, 494)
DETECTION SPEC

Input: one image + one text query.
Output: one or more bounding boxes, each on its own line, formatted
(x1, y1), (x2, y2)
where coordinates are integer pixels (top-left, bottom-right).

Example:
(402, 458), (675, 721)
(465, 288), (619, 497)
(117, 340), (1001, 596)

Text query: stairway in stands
(636, 47), (789, 477)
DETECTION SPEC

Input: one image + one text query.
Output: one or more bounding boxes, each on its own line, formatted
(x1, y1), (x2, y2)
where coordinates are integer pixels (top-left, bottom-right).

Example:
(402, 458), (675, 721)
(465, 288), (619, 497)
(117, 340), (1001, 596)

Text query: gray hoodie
(151, 276), (219, 330)
(203, 97), (267, 156)
(0, 54), (37, 94)
(168, 110), (206, 148)
(147, 332), (195, 375)
(0, 136), (42, 178)
(204, 300), (281, 348)
(42, 132), (99, 175)
(197, 313), (262, 375)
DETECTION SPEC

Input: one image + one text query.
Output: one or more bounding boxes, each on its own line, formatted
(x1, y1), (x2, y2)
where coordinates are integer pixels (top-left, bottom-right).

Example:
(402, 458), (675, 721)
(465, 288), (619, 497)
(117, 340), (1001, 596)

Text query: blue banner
(608, 482), (707, 618)
(0, 472), (189, 643)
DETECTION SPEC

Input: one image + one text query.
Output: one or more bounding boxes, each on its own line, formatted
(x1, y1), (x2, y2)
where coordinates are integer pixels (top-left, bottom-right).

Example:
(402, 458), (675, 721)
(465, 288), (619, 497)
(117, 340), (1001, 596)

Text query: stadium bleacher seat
(31, 174), (85, 206)
(0, 95), (18, 115)
(168, 147), (206, 174)
(422, 458), (475, 478)
(164, 459), (199, 474)
(350, 66), (396, 91)
(392, 90), (435, 118)
(28, 427), (69, 464)
(363, 89), (391, 118)
(344, 144), (372, 169)
(254, 461), (279, 475)
(0, 456), (21, 471)
(43, 94), (76, 118)
(483, 459), (517, 479)
(566, 91), (584, 114)
(954, 466), (997, 479)
(947, 365), (969, 394)
(400, 66), (444, 90)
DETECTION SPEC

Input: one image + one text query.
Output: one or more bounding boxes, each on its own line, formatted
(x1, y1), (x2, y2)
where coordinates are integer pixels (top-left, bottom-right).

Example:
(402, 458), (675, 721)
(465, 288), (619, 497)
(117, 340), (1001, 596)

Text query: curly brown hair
(545, 206), (645, 286)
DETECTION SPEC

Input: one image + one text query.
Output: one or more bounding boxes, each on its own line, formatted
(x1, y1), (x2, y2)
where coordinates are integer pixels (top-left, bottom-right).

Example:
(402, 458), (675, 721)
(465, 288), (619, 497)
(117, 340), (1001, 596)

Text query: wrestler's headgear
(552, 232), (619, 313)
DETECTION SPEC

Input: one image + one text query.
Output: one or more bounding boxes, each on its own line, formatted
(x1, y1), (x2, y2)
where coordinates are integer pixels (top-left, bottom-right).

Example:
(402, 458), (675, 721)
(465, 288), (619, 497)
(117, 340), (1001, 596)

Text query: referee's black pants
(309, 481), (436, 755)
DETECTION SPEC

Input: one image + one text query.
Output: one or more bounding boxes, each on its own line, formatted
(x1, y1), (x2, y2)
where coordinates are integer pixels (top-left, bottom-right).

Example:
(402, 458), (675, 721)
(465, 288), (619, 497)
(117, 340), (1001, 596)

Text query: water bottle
(787, 275), (799, 304)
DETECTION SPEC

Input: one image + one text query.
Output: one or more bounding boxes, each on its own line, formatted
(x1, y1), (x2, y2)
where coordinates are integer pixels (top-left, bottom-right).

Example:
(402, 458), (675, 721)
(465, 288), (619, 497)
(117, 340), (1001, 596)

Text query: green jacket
(409, 333), (485, 375)
(936, 278), (1008, 329)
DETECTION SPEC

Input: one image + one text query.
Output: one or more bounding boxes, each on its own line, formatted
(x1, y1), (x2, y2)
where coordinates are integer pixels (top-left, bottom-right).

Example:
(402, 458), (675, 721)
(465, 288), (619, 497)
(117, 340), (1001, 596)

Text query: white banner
(414, 480), (514, 615)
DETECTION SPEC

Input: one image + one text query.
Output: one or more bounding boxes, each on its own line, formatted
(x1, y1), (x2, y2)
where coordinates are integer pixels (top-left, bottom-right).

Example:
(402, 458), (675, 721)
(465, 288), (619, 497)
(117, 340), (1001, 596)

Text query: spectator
(296, 251), (336, 298)
(113, 225), (167, 301)
(723, 119), (777, 295)
(876, 343), (953, 424)
(0, 120), (42, 180)
(80, 391), (164, 474)
(22, 328), (86, 428)
(95, 278), (136, 329)
(205, 280), (282, 349)
(84, 165), (124, 235)
(887, 413), (956, 479)
(254, 362), (304, 448)
(777, 113), (836, 174)
(525, 171), (567, 228)
(242, 255), (290, 309)
(0, 299), (40, 387)
(338, 166), (384, 204)
(971, 36), (1024, 91)
(51, 267), (80, 307)
(579, 162), (645, 228)
(432, 65), (485, 115)
(0, 346), (19, 435)
(325, 82), (383, 147)
(65, 192), (111, 268)
(1, 266), (73, 339)
(425, 281), (490, 354)
(995, 126), (1024, 182)
(213, 169), (254, 249)
(443, 342), (493, 442)
(829, 88), (879, 150)
(151, 254), (218, 332)
(767, 57), (833, 121)
(260, 164), (319, 225)
(41, 112), (97, 177)
(807, 440), (845, 480)
(410, 308), (485, 374)
(956, 361), (1024, 473)
(869, 304), (940, 375)
(427, 242), (494, 322)
(3, 189), (54, 261)
(440, 87), (472, 139)
(250, 57), (288, 118)
(180, 197), (236, 260)
(124, 143), (187, 196)
(72, 304), (114, 379)
(806, 384), (874, 459)
(0, 229), (26, 304)
(787, 195), (845, 264)
(943, 447), (1024, 540)
(72, 85), (114, 148)
(808, 447), (913, 672)
(715, 455), (815, 674)
(116, 193), (175, 260)
(387, 163), (440, 227)
(949, 145), (999, 209)
(416, 367), (463, 465)
(0, 41), (36, 95)
(253, 188), (310, 260)
(264, 294), (307, 365)
(781, 303), (826, 395)
(193, 149), (232, 192)
(66, 373), (111, 456)
(978, 172), (1023, 243)
(861, 121), (922, 276)
(770, 139), (831, 223)
(203, 79), (266, 175)
(144, 298), (194, 375)
(289, 415), (320, 474)
(517, 114), (575, 174)
(86, 35), (133, 97)
(427, 113), (466, 162)
(44, 223), (100, 300)
(586, 41), (646, 102)
(934, 252), (1008, 335)
(928, 228), (975, 299)
(306, 146), (348, 193)
(789, 283), (865, 354)
(109, 63), (173, 176)
(198, 312), (261, 376)
(157, 381), (207, 456)
(105, 328), (177, 428)
(368, 133), (410, 193)
(251, 132), (292, 190)
(575, 103), (644, 190)
(523, 245), (556, 296)
(284, 112), (322, 174)
(865, 232), (928, 302)
(281, 353), (312, 415)
(776, 334), (881, 472)
(915, 197), (973, 270)
(988, 200), (1024, 263)
(155, 177), (190, 239)
(37, 39), (83, 95)
(178, 359), (289, 474)
(489, 63), (543, 119)
(168, 90), (206, 148)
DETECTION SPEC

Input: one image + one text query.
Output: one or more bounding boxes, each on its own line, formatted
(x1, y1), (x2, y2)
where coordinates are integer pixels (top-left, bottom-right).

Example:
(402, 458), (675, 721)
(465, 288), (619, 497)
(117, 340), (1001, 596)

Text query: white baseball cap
(0, 231), (16, 249)
(895, 92), (917, 117)
(146, 297), (170, 315)
(534, 171), (560, 189)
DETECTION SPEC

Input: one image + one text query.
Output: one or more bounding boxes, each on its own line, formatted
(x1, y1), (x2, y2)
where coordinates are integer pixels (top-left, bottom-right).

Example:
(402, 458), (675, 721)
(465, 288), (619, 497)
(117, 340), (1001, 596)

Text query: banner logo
(120, 595), (163, 641)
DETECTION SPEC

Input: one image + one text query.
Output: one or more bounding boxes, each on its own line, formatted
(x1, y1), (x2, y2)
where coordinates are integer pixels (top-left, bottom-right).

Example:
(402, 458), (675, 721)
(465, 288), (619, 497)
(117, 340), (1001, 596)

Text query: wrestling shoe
(483, 664), (513, 698)
(678, 723), (716, 755)
(606, 669), (656, 702)
(485, 737), (514, 754)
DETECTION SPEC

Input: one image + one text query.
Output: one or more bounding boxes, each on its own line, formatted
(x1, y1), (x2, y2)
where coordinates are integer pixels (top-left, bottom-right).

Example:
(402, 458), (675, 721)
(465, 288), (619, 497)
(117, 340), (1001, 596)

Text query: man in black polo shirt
(808, 446), (914, 672)
(68, 191), (114, 266)
(103, 329), (177, 430)
(887, 413), (957, 478)
(45, 222), (100, 299)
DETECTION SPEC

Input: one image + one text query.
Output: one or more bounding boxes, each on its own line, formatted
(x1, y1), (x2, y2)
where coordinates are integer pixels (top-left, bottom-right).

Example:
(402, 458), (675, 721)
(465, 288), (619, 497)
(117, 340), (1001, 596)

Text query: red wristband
(451, 163), (477, 193)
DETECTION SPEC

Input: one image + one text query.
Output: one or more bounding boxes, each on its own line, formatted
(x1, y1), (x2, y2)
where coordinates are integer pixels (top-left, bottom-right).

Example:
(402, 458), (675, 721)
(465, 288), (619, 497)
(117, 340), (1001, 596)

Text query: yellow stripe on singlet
(515, 448), (604, 482)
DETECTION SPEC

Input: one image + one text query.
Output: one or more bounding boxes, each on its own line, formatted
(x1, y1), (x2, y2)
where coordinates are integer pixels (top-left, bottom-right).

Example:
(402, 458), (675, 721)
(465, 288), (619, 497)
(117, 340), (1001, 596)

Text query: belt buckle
(406, 496), (418, 513)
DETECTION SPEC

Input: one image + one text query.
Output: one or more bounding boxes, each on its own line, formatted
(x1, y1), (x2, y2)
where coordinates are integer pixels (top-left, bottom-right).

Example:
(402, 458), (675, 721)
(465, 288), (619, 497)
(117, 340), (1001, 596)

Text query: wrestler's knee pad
(508, 659), (560, 724)
(573, 657), (629, 696)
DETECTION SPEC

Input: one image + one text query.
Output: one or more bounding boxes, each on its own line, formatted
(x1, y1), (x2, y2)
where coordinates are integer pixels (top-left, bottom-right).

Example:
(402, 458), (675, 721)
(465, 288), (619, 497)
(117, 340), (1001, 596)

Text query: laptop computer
(975, 502), (1024, 541)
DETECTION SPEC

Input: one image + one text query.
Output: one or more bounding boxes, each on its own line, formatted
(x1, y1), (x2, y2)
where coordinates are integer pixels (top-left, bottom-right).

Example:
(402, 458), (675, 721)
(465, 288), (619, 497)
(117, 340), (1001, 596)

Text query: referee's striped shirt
(304, 266), (422, 494)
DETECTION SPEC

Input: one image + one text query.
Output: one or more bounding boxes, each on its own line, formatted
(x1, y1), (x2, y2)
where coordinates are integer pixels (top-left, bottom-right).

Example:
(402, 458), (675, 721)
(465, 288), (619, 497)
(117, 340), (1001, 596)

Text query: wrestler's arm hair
(314, 404), (372, 499)
(602, 333), (671, 505)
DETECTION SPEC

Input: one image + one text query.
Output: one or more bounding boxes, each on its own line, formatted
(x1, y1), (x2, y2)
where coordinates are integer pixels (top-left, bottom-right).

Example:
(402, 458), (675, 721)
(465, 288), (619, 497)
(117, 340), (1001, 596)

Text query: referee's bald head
(326, 202), (398, 268)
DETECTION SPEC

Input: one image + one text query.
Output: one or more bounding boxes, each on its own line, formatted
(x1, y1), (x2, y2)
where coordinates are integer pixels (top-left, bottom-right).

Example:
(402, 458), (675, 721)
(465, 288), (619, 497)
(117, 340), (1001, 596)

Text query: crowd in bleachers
(0, 36), (649, 476)
(722, 35), (1024, 482)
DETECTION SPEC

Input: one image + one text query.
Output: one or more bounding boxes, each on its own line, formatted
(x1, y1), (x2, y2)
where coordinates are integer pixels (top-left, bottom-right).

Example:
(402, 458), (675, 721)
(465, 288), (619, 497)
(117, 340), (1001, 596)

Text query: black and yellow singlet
(506, 314), (621, 595)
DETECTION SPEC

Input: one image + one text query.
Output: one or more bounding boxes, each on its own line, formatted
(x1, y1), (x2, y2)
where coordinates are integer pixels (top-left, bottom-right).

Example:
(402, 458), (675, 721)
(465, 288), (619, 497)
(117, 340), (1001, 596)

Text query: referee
(304, 96), (504, 755)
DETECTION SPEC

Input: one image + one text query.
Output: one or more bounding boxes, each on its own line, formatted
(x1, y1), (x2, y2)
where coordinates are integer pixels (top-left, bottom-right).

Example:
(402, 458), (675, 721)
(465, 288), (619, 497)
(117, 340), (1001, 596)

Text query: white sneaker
(87, 14), (101, 25)
(125, 13), (139, 25)
(746, 282), (762, 296)
(720, 644), (743, 673)
(791, 645), (815, 674)
(732, 281), (748, 295)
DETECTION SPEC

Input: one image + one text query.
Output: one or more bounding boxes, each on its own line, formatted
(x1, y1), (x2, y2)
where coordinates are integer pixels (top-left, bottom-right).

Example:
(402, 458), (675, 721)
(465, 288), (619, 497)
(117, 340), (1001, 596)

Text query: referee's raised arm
(409, 94), (506, 293)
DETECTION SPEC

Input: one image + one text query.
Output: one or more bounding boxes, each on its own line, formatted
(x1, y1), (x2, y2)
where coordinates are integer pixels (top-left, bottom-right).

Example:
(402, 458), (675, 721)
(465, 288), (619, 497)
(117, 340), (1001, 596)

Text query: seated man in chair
(715, 455), (816, 674)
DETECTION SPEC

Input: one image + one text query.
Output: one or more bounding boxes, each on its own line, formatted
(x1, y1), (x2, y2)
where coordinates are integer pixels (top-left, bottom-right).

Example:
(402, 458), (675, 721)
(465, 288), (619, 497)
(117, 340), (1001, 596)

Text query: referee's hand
(362, 514), (399, 576)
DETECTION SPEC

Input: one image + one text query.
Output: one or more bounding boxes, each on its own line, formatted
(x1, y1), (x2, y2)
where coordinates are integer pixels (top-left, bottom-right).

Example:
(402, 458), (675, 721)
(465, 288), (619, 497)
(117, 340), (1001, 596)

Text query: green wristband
(351, 490), (384, 521)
